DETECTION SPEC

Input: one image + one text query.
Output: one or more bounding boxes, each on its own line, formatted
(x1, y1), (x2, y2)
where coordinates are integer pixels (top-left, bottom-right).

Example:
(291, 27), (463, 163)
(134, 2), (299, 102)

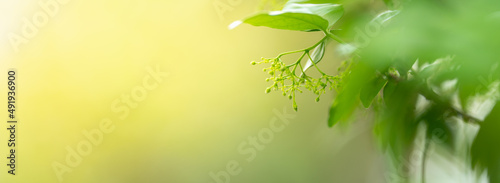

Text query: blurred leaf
(371, 10), (400, 25)
(471, 102), (500, 183)
(382, 0), (394, 9)
(328, 62), (374, 127)
(394, 59), (414, 78)
(360, 76), (387, 108)
(420, 104), (455, 150)
(457, 79), (476, 112)
(419, 57), (453, 81)
(375, 80), (419, 162)
(382, 79), (397, 102)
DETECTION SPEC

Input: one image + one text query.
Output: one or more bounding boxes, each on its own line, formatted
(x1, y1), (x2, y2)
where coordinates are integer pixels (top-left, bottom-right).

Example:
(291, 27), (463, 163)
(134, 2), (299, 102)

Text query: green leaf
(285, 0), (337, 5)
(230, 3), (343, 32)
(328, 62), (374, 127)
(471, 103), (500, 182)
(360, 76), (387, 108)
(375, 80), (419, 165)
(230, 11), (328, 32)
(382, 80), (397, 102)
(283, 3), (344, 29)
(302, 38), (330, 73)
(420, 104), (455, 150)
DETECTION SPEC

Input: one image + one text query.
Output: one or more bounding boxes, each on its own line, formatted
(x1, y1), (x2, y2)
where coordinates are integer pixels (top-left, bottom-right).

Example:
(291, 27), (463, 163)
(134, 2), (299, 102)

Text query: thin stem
(325, 31), (346, 44)
(291, 52), (307, 73)
(277, 49), (307, 58)
(421, 137), (430, 183)
(277, 36), (329, 58)
(325, 32), (363, 58)
(306, 51), (327, 75)
(307, 36), (329, 50)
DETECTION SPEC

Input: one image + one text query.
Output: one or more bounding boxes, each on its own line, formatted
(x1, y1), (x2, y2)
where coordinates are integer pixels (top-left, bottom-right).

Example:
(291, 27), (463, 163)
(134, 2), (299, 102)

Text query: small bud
(251, 61), (257, 65)
(293, 103), (298, 111)
(265, 88), (271, 93)
(282, 92), (286, 96)
(288, 95), (292, 100)
(263, 68), (267, 72)
(315, 97), (320, 102)
(269, 70), (275, 75)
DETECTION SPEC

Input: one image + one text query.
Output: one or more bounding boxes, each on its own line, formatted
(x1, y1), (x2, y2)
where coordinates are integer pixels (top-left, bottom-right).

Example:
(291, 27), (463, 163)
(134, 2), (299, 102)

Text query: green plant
(232, 0), (500, 182)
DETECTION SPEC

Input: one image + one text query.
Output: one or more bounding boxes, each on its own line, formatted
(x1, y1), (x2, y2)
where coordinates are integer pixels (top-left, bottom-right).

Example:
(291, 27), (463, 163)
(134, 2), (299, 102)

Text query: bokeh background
(0, 0), (413, 182)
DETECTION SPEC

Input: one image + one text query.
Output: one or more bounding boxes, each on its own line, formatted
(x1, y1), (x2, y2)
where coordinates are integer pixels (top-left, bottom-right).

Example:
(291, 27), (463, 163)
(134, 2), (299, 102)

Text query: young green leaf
(230, 11), (329, 32)
(285, 0), (336, 5)
(283, 3), (344, 29)
(230, 3), (343, 32)
(302, 38), (330, 73)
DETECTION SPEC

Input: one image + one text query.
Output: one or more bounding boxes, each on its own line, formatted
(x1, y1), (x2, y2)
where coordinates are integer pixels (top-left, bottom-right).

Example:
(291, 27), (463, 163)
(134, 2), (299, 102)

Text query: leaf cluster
(233, 0), (500, 181)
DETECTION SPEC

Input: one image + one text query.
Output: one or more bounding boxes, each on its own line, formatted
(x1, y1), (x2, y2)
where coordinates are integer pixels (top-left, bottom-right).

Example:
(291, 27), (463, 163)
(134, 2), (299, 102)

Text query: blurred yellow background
(0, 0), (381, 182)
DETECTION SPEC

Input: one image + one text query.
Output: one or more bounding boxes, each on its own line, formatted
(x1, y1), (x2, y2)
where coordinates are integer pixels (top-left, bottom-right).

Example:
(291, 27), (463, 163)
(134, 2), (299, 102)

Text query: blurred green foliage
(235, 0), (500, 182)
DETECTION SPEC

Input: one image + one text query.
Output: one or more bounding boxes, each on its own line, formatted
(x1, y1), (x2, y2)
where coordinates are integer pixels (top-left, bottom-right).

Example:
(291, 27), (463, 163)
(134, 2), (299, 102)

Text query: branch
(388, 73), (482, 124)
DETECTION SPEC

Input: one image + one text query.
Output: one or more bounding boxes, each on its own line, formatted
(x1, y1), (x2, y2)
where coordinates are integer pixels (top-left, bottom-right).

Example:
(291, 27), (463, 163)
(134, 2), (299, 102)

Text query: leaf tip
(327, 107), (338, 127)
